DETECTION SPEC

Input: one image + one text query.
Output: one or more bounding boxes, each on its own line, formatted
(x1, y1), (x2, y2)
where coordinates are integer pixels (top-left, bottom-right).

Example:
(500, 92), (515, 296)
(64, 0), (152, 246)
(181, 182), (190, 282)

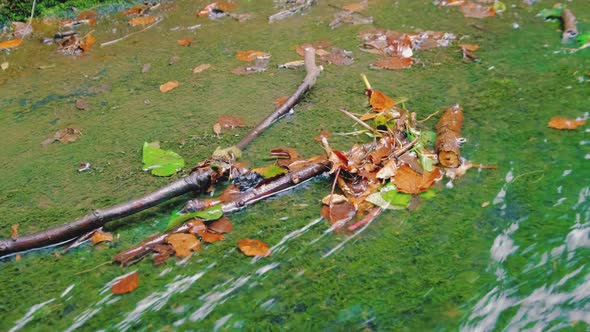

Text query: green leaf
(577, 32), (590, 46)
(419, 189), (437, 199)
(539, 7), (563, 19)
(142, 142), (185, 176)
(419, 130), (436, 146)
(366, 183), (411, 210)
(418, 152), (435, 172)
(166, 204), (223, 230)
(254, 165), (288, 178)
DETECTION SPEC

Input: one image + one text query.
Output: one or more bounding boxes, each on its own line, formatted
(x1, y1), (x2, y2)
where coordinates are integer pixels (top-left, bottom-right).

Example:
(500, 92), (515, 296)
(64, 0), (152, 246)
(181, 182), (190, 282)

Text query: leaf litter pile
(0, 0), (586, 280)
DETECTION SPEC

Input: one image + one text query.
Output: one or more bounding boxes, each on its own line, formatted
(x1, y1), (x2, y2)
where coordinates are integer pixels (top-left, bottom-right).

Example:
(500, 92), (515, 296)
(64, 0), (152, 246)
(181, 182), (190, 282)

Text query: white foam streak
(9, 298), (55, 332)
(116, 272), (205, 331)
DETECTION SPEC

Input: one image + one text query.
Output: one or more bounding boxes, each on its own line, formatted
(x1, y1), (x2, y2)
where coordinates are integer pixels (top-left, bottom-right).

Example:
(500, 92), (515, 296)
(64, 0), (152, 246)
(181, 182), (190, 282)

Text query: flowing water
(0, 0), (588, 330)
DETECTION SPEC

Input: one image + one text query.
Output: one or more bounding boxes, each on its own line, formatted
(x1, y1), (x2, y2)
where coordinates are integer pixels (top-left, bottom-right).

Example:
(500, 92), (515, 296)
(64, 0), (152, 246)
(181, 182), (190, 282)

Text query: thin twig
(235, 47), (322, 149)
(27, 0), (37, 27)
(418, 109), (440, 123)
(101, 18), (163, 47)
(339, 108), (380, 135)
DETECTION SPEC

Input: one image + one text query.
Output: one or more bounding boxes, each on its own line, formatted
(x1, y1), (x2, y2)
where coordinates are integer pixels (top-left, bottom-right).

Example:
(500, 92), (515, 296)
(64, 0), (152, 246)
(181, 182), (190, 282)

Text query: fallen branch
(0, 48), (322, 258)
(114, 160), (330, 265)
(101, 17), (163, 47)
(237, 47), (322, 149)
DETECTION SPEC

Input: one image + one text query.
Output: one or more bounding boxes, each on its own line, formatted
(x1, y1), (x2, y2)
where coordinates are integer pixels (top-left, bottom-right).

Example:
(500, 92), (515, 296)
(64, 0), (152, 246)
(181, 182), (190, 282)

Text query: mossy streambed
(0, 0), (589, 330)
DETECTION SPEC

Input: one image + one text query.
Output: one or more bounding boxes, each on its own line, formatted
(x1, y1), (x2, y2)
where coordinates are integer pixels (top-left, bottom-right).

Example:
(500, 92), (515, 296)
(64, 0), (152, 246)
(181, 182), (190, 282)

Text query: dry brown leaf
(54, 127), (82, 144)
(166, 233), (200, 258)
(369, 90), (397, 111)
(75, 98), (89, 110)
(459, 44), (480, 51)
(238, 239), (271, 257)
(274, 96), (289, 109)
(112, 272), (139, 294)
(197, 2), (218, 17)
(91, 230), (113, 245)
(236, 50), (269, 62)
(187, 219), (208, 234)
(295, 40), (331, 57)
(160, 80), (180, 93)
(193, 63), (211, 74)
(213, 123), (222, 138)
(218, 115), (246, 128)
(0, 38), (23, 49)
(79, 33), (96, 53)
(372, 57), (413, 70)
(218, 1), (236, 11)
(343, 1), (367, 12)
(547, 117), (586, 130)
(197, 230), (225, 243)
(393, 164), (442, 194)
(10, 224), (18, 239)
(123, 7), (143, 16)
(128, 16), (157, 27)
(460, 2), (495, 18)
(320, 201), (356, 225)
(152, 244), (175, 265)
(77, 10), (97, 21)
(208, 216), (234, 233)
(177, 36), (193, 47)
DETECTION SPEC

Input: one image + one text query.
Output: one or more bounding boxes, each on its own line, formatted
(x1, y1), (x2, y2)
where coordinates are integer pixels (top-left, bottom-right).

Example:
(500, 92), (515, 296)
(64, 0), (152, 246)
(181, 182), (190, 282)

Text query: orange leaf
(459, 44), (480, 51)
(128, 16), (157, 27)
(177, 36), (192, 46)
(77, 10), (97, 21)
(0, 38), (23, 49)
(460, 2), (495, 18)
(393, 165), (442, 194)
(160, 80), (180, 93)
(236, 50), (269, 62)
(91, 230), (113, 245)
(274, 96), (289, 109)
(187, 219), (208, 234)
(217, 1), (236, 11)
(112, 272), (139, 294)
(192, 63), (211, 74)
(369, 90), (397, 111)
(166, 233), (200, 258)
(547, 117), (586, 130)
(197, 230), (225, 243)
(218, 115), (246, 128)
(343, 1), (367, 12)
(238, 239), (271, 257)
(320, 201), (356, 225)
(372, 57), (413, 70)
(197, 2), (218, 17)
(295, 40), (331, 57)
(80, 33), (96, 53)
(208, 216), (234, 233)
(123, 8), (143, 16)
(10, 224), (18, 239)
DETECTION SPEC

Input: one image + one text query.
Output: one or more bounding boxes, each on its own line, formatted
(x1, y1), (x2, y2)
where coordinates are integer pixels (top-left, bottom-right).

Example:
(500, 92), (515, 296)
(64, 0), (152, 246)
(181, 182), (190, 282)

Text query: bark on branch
(0, 49), (322, 258)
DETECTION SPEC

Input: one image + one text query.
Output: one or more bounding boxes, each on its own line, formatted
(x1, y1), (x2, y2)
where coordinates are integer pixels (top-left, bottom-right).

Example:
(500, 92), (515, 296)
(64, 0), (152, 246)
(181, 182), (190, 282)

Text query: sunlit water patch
(462, 167), (590, 331)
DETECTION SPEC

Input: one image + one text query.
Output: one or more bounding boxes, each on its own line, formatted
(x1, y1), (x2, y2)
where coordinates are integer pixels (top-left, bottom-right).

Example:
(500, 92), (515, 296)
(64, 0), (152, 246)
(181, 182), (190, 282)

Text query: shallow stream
(0, 0), (588, 330)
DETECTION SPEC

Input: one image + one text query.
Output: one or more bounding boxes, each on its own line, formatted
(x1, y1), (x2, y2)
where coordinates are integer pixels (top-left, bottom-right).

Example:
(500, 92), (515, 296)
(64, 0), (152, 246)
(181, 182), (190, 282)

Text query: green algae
(0, 0), (589, 331)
